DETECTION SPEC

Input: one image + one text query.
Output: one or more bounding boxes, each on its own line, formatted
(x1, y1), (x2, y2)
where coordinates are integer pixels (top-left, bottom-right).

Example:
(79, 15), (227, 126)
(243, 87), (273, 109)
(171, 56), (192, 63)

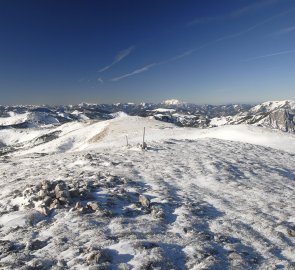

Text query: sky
(1, 0), (295, 105)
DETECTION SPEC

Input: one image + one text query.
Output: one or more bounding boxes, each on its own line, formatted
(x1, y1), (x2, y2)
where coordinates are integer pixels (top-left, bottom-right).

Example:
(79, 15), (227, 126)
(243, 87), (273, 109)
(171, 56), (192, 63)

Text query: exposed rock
(266, 109), (295, 133)
(69, 188), (80, 198)
(26, 239), (47, 251)
(85, 153), (93, 160)
(54, 183), (70, 200)
(37, 206), (50, 216)
(42, 196), (53, 207)
(287, 228), (295, 237)
(0, 240), (14, 254)
(49, 199), (60, 209)
(139, 194), (150, 208)
(37, 189), (48, 198)
(74, 202), (83, 210)
(87, 202), (101, 211)
(41, 180), (52, 190)
(87, 251), (103, 265)
(58, 196), (71, 205)
(24, 201), (35, 209)
(86, 250), (110, 265)
(151, 205), (165, 219)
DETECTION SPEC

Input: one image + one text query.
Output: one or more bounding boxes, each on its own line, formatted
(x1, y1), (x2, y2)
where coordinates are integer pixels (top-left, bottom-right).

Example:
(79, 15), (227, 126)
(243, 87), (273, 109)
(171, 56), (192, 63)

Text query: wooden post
(143, 127), (145, 146)
(141, 127), (147, 149)
(125, 135), (129, 146)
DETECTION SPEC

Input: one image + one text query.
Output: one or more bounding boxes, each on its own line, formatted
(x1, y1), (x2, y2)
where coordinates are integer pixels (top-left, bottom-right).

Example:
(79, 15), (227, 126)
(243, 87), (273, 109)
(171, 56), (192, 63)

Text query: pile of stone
(22, 179), (102, 216)
(21, 177), (165, 222)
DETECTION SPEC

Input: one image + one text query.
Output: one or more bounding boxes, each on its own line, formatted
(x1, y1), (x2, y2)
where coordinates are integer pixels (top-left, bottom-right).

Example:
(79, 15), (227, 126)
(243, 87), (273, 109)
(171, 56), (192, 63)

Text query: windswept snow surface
(0, 116), (295, 269)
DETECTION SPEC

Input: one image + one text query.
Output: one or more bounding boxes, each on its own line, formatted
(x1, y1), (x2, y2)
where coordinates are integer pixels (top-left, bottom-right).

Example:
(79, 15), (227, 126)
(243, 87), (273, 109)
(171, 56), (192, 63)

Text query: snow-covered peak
(162, 99), (184, 105)
(78, 102), (99, 107)
(250, 100), (295, 113)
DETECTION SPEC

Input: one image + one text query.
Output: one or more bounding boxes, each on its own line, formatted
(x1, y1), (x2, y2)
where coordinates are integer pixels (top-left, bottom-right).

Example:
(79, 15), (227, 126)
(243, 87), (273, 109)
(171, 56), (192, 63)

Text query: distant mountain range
(0, 99), (294, 133)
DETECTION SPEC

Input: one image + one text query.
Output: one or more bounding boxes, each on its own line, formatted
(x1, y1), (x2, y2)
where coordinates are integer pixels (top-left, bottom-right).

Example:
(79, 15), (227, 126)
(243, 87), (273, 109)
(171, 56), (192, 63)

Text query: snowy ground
(0, 116), (295, 269)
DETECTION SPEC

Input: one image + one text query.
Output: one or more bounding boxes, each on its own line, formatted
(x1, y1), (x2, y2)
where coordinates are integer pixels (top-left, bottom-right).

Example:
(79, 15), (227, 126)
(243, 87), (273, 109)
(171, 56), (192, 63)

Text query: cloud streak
(111, 7), (295, 81)
(111, 63), (157, 81)
(272, 26), (295, 36)
(244, 49), (295, 62)
(231, 0), (279, 17)
(98, 45), (135, 72)
(187, 0), (281, 26)
(97, 77), (104, 84)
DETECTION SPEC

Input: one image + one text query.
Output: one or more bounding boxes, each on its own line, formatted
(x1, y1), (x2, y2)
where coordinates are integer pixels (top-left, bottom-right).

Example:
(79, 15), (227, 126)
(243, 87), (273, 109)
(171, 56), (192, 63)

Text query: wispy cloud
(97, 77), (104, 84)
(111, 63), (157, 81)
(272, 26), (295, 36)
(231, 0), (279, 18)
(111, 8), (295, 81)
(98, 45), (135, 72)
(244, 49), (295, 62)
(215, 7), (295, 42)
(168, 49), (196, 62)
(187, 0), (280, 26)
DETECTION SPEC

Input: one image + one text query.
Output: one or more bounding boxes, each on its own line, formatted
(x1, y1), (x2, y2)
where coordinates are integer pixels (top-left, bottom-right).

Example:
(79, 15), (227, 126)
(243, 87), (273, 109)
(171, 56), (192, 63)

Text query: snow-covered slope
(0, 114), (295, 269)
(2, 115), (295, 156)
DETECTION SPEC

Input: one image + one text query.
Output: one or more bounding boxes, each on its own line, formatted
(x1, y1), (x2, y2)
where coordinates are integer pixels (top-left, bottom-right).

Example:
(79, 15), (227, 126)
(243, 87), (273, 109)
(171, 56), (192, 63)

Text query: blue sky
(1, 0), (295, 105)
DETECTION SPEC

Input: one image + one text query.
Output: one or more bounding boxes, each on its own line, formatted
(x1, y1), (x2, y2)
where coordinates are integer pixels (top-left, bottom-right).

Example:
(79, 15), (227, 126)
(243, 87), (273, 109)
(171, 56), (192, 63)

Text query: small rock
(12, 204), (19, 211)
(26, 239), (47, 251)
(58, 196), (71, 205)
(87, 202), (101, 211)
(139, 194), (150, 208)
(151, 205), (165, 219)
(287, 228), (295, 237)
(50, 199), (60, 209)
(229, 251), (242, 261)
(54, 183), (70, 200)
(74, 202), (83, 210)
(57, 259), (67, 267)
(41, 180), (51, 190)
(69, 188), (80, 198)
(48, 190), (56, 198)
(37, 206), (50, 216)
(87, 251), (102, 265)
(85, 153), (93, 160)
(24, 201), (35, 209)
(43, 196), (53, 207)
